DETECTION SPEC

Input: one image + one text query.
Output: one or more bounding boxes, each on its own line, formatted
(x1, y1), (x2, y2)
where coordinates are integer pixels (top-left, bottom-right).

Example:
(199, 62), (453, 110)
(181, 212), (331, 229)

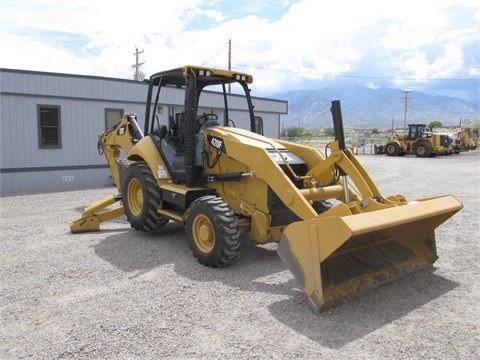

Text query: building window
(38, 105), (61, 148)
(105, 108), (124, 131)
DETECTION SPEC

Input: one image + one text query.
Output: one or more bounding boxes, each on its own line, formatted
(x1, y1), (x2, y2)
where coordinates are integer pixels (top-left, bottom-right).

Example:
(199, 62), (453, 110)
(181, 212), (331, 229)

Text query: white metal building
(0, 69), (288, 195)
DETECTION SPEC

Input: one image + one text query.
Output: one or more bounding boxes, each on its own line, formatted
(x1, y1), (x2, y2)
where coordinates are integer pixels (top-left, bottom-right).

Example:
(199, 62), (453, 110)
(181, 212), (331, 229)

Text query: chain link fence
(281, 136), (386, 155)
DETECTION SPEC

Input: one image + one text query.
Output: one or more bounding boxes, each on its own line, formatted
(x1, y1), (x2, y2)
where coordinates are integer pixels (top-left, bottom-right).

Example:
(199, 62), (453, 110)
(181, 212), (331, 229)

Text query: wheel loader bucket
(277, 195), (463, 312)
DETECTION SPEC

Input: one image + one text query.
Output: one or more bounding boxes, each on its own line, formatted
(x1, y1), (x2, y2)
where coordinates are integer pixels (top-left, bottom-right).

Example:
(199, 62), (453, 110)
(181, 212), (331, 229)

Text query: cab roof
(147, 65), (253, 87)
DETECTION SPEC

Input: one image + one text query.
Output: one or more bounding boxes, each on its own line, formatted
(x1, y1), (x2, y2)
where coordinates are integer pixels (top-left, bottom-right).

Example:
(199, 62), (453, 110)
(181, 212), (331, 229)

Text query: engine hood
(205, 126), (305, 166)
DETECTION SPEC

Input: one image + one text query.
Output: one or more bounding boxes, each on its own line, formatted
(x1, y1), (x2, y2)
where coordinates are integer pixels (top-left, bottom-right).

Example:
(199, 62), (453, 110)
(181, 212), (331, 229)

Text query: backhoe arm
(97, 114), (144, 189)
(69, 114), (143, 233)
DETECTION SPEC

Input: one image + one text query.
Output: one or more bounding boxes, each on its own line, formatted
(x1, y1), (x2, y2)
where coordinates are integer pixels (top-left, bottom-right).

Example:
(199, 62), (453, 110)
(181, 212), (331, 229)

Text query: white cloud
(0, 0), (478, 102)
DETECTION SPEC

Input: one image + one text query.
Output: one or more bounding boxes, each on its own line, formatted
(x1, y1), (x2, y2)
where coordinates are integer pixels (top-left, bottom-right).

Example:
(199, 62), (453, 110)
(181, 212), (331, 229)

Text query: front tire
(414, 142), (432, 157)
(186, 195), (241, 267)
(385, 142), (400, 156)
(123, 162), (169, 231)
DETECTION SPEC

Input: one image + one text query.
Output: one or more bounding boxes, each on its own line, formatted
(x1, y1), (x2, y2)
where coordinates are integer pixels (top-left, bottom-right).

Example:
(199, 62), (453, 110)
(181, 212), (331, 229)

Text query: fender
(127, 136), (171, 182)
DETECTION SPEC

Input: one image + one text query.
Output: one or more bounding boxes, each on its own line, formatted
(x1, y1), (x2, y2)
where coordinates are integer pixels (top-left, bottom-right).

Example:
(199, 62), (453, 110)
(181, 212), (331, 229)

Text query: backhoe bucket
(277, 195), (463, 312)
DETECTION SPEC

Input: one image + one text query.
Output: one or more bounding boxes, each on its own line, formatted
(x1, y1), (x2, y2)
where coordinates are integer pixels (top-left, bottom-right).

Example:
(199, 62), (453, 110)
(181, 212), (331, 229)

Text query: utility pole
(132, 46), (145, 81)
(228, 39), (232, 93)
(401, 90), (411, 133)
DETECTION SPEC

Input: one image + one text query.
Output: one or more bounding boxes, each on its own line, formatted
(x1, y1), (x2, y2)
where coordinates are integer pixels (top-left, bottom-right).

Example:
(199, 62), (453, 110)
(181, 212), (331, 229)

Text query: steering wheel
(197, 113), (218, 128)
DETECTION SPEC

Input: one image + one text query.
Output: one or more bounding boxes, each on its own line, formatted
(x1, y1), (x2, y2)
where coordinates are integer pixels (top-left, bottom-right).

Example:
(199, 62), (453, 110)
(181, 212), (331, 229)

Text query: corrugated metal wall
(0, 69), (287, 195)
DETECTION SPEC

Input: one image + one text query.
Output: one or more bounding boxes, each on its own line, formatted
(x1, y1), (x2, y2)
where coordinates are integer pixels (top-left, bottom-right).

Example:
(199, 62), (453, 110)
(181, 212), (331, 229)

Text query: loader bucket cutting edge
(277, 195), (463, 312)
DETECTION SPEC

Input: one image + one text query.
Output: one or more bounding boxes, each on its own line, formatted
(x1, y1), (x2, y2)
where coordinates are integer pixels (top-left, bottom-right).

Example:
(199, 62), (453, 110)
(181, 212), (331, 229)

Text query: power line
(201, 42), (230, 66)
(236, 64), (478, 82)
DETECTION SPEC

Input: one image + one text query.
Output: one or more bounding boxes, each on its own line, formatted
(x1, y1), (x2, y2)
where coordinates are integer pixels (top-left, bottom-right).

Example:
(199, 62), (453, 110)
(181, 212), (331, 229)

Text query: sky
(1, 0), (479, 106)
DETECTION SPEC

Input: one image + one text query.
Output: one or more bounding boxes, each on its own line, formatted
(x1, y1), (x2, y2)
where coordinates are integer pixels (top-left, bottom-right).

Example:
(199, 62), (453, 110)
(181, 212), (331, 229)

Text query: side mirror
(254, 116), (263, 135)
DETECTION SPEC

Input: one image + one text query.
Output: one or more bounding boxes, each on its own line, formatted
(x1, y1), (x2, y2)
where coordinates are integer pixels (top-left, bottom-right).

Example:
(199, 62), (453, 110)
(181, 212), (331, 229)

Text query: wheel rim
(192, 214), (215, 253)
(127, 178), (143, 216)
(417, 146), (425, 156)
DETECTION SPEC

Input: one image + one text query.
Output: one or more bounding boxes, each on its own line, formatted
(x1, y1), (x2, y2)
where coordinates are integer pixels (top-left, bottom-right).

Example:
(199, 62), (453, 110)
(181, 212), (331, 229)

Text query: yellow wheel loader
(70, 65), (463, 312)
(376, 124), (453, 157)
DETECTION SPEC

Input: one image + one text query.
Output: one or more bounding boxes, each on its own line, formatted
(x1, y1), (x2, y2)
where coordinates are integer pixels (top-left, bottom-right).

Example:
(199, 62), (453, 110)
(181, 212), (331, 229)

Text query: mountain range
(273, 85), (479, 130)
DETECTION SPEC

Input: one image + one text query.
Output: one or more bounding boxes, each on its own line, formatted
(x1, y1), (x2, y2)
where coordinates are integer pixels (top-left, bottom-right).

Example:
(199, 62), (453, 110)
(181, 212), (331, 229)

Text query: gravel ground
(1, 151), (479, 359)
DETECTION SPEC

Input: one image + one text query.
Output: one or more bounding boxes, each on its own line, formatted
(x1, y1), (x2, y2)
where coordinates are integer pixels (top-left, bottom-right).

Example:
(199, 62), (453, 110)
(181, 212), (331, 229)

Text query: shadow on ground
(268, 269), (459, 349)
(92, 222), (296, 295)
(92, 221), (459, 349)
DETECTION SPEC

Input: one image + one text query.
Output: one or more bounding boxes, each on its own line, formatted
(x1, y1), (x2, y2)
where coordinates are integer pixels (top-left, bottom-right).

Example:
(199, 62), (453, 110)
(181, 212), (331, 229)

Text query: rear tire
(414, 142), (432, 157)
(186, 195), (241, 267)
(123, 162), (169, 231)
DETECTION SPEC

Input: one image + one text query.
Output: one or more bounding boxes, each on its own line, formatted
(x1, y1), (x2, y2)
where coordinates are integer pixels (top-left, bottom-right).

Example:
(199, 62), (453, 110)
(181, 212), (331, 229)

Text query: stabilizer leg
(69, 194), (124, 233)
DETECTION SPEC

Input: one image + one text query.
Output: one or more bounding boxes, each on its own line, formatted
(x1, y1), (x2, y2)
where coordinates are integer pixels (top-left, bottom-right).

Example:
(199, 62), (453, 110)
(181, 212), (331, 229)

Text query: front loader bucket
(277, 195), (463, 312)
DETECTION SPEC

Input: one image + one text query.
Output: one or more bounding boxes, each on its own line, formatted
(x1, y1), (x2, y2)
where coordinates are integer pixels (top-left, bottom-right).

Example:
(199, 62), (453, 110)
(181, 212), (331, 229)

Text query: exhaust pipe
(330, 100), (350, 202)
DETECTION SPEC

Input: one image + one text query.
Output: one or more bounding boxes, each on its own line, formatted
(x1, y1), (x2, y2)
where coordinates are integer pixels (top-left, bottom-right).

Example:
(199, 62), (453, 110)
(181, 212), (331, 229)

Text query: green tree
(429, 121), (443, 129)
(281, 126), (305, 138)
(323, 127), (335, 137)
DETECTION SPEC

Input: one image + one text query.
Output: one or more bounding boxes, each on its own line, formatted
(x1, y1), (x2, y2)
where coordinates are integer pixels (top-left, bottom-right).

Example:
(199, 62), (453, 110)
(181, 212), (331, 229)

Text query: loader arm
(207, 126), (395, 223)
(206, 126), (318, 220)
(278, 139), (384, 203)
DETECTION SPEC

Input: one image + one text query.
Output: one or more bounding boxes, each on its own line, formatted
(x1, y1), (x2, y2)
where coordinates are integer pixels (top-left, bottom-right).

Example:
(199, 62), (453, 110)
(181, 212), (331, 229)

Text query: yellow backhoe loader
(451, 128), (479, 153)
(70, 65), (463, 312)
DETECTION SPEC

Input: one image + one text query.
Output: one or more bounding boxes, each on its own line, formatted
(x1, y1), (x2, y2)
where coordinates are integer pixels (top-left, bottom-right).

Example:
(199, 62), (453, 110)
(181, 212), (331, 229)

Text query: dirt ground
(1, 151), (479, 359)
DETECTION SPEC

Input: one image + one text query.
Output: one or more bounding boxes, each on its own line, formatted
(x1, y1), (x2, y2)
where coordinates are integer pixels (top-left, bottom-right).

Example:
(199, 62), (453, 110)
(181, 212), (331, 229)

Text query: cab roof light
(198, 69), (212, 76)
(234, 74), (253, 83)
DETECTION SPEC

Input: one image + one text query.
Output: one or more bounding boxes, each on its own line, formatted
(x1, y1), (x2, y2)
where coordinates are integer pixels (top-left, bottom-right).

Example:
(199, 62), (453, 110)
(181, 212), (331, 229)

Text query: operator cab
(160, 111), (219, 151)
(407, 124), (428, 141)
(151, 110), (221, 183)
(165, 112), (184, 152)
(144, 65), (260, 186)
